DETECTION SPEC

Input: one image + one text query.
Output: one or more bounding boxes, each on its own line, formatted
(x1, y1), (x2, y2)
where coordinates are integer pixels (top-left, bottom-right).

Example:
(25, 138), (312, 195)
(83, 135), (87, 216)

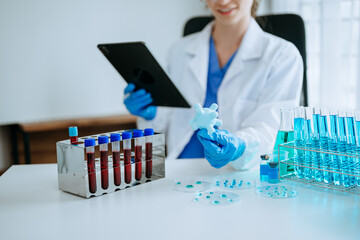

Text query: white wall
(0, 0), (209, 125)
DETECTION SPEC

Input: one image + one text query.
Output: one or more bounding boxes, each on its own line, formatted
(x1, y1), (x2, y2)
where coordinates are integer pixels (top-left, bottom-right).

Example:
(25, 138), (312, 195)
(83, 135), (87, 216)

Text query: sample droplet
(186, 184), (194, 188)
(195, 181), (202, 184)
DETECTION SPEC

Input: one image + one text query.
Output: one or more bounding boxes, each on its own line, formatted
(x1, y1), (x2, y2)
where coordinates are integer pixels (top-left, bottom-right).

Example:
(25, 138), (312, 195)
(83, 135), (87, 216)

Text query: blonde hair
(251, 0), (259, 17)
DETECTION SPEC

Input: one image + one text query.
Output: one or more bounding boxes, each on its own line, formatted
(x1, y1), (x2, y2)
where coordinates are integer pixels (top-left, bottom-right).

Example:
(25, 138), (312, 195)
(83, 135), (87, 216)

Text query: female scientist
(124, 0), (303, 169)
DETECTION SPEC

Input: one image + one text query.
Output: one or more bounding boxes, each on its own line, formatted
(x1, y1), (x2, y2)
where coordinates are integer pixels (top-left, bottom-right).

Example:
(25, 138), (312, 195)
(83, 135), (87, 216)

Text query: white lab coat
(138, 18), (303, 170)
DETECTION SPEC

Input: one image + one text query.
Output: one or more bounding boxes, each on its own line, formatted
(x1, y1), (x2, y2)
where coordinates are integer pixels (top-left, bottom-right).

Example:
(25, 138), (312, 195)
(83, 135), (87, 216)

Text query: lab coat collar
(185, 18), (265, 92)
(222, 18), (265, 87)
(185, 22), (213, 92)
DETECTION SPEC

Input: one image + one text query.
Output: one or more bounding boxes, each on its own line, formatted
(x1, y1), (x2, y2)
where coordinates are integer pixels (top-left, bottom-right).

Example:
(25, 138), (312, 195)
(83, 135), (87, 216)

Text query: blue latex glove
(123, 83), (157, 120)
(197, 129), (245, 169)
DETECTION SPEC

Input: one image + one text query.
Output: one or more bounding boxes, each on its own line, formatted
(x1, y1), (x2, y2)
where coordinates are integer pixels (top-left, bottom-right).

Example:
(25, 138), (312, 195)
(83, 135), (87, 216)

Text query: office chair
(183, 14), (308, 107)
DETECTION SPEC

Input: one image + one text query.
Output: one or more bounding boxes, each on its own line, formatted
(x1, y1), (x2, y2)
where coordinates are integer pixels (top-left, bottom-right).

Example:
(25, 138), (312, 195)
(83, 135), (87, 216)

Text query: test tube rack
(278, 141), (360, 195)
(56, 130), (165, 198)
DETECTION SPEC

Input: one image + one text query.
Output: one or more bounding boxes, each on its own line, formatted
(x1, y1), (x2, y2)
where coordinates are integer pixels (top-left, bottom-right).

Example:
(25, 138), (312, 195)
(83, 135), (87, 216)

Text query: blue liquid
(355, 121), (360, 186)
(346, 116), (356, 186)
(320, 115), (332, 184)
(303, 119), (313, 179)
(294, 117), (304, 178)
(260, 164), (269, 182)
(329, 114), (341, 186)
(338, 116), (350, 187)
(312, 113), (323, 182)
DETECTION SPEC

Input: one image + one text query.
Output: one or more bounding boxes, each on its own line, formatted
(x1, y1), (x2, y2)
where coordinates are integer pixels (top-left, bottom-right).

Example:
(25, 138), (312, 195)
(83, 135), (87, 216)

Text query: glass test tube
(294, 107), (305, 179)
(111, 133), (121, 186)
(329, 109), (341, 186)
(144, 128), (154, 178)
(85, 138), (96, 194)
(338, 110), (350, 187)
(355, 111), (360, 186)
(133, 130), (144, 181)
(69, 126), (78, 145)
(303, 107), (313, 180)
(320, 108), (332, 184)
(346, 111), (356, 186)
(122, 131), (132, 184)
(312, 107), (323, 182)
(98, 135), (109, 190)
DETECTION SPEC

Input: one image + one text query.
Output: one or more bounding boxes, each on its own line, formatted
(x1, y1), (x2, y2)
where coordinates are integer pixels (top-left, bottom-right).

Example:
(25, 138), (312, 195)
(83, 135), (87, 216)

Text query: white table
(0, 160), (359, 240)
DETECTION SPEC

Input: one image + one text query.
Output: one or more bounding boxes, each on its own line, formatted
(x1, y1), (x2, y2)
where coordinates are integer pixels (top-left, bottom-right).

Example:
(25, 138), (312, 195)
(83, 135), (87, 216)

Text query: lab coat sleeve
(230, 43), (304, 170)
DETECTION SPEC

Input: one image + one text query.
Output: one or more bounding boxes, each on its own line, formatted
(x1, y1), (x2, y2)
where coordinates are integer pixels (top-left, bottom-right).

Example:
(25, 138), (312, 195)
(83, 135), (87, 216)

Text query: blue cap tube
(122, 131), (132, 140)
(133, 129), (144, 138)
(98, 135), (109, 144)
(69, 126), (78, 137)
(84, 138), (96, 147)
(144, 128), (154, 136)
(110, 133), (121, 142)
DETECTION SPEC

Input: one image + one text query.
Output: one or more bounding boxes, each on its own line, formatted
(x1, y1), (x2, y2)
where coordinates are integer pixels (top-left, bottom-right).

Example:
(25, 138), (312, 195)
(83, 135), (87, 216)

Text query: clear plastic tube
(320, 108), (332, 184)
(135, 136), (143, 181)
(123, 135), (132, 184)
(111, 133), (121, 186)
(329, 109), (341, 186)
(99, 136), (109, 190)
(294, 107), (304, 179)
(145, 131), (153, 179)
(85, 139), (96, 194)
(312, 107), (323, 182)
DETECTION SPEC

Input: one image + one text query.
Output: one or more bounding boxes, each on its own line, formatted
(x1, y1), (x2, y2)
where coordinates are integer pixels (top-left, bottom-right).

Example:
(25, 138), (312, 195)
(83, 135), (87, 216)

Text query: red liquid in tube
(135, 145), (142, 181)
(100, 151), (109, 189)
(145, 142), (152, 178)
(113, 151), (121, 186)
(124, 148), (132, 184)
(70, 136), (78, 145)
(87, 152), (96, 193)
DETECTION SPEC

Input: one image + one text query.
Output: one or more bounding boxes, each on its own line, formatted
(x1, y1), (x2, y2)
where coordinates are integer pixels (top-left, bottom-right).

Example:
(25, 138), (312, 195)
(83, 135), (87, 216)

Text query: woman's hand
(197, 129), (245, 168)
(123, 83), (157, 120)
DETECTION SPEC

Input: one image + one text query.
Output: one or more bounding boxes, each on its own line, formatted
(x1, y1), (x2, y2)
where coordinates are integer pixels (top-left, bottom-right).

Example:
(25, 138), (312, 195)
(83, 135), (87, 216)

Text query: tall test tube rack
(278, 141), (360, 195)
(56, 130), (165, 198)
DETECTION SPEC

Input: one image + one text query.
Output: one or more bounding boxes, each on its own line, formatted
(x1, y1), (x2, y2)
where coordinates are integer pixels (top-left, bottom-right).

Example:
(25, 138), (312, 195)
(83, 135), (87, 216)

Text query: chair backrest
(183, 14), (308, 106)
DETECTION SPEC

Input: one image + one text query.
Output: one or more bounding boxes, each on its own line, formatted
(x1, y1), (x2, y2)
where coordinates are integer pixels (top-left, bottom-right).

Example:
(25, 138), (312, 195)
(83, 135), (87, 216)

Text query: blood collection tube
(98, 135), (109, 190)
(133, 129), (144, 181)
(68, 126), (78, 145)
(85, 138), (96, 193)
(110, 133), (121, 186)
(122, 131), (132, 184)
(144, 128), (154, 178)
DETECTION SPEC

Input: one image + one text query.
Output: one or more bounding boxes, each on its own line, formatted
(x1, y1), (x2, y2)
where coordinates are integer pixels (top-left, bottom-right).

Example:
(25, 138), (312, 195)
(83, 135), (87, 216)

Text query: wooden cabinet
(15, 115), (137, 164)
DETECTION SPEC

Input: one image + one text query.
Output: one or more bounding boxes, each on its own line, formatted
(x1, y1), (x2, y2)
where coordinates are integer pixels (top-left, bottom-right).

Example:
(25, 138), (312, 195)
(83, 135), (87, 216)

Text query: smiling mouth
(217, 7), (236, 15)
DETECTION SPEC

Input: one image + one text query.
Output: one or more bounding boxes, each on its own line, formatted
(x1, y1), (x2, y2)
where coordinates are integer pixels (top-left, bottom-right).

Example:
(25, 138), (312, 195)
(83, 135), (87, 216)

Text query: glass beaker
(273, 108), (294, 177)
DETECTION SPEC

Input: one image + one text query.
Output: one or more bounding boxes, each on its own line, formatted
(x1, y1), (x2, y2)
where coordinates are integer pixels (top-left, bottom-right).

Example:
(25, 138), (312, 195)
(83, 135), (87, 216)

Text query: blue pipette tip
(68, 126), (78, 137)
(110, 133), (121, 142)
(122, 131), (132, 140)
(133, 129), (144, 138)
(84, 138), (95, 147)
(98, 135), (109, 144)
(144, 128), (154, 136)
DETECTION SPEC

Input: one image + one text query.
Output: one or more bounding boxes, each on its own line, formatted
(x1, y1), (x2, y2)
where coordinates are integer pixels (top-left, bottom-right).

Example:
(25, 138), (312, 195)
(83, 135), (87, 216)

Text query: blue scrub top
(178, 36), (237, 158)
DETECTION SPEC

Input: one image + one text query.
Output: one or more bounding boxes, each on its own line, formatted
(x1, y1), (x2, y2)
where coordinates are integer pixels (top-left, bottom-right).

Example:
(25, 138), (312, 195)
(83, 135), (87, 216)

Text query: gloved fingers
(194, 103), (204, 114)
(198, 136), (222, 155)
(209, 103), (218, 111)
(124, 83), (136, 94)
(204, 152), (227, 169)
(208, 111), (218, 119)
(132, 93), (152, 105)
(142, 106), (157, 120)
(197, 128), (214, 140)
(125, 89), (147, 100)
(214, 119), (223, 127)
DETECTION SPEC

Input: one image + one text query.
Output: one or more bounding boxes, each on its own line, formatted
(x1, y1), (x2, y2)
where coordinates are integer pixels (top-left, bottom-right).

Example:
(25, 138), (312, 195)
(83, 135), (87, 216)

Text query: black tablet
(98, 42), (191, 108)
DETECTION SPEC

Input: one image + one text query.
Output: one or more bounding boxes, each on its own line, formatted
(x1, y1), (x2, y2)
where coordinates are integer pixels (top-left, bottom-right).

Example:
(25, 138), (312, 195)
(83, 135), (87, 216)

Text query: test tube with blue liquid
(303, 107), (313, 180)
(346, 111), (356, 186)
(312, 107), (323, 182)
(329, 109), (341, 186)
(294, 107), (304, 179)
(338, 110), (351, 187)
(354, 111), (360, 186)
(319, 108), (332, 184)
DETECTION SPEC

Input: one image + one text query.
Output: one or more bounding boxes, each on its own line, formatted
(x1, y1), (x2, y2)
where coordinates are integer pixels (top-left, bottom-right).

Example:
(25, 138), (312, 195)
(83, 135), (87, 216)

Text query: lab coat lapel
(222, 18), (264, 87)
(185, 23), (213, 92)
